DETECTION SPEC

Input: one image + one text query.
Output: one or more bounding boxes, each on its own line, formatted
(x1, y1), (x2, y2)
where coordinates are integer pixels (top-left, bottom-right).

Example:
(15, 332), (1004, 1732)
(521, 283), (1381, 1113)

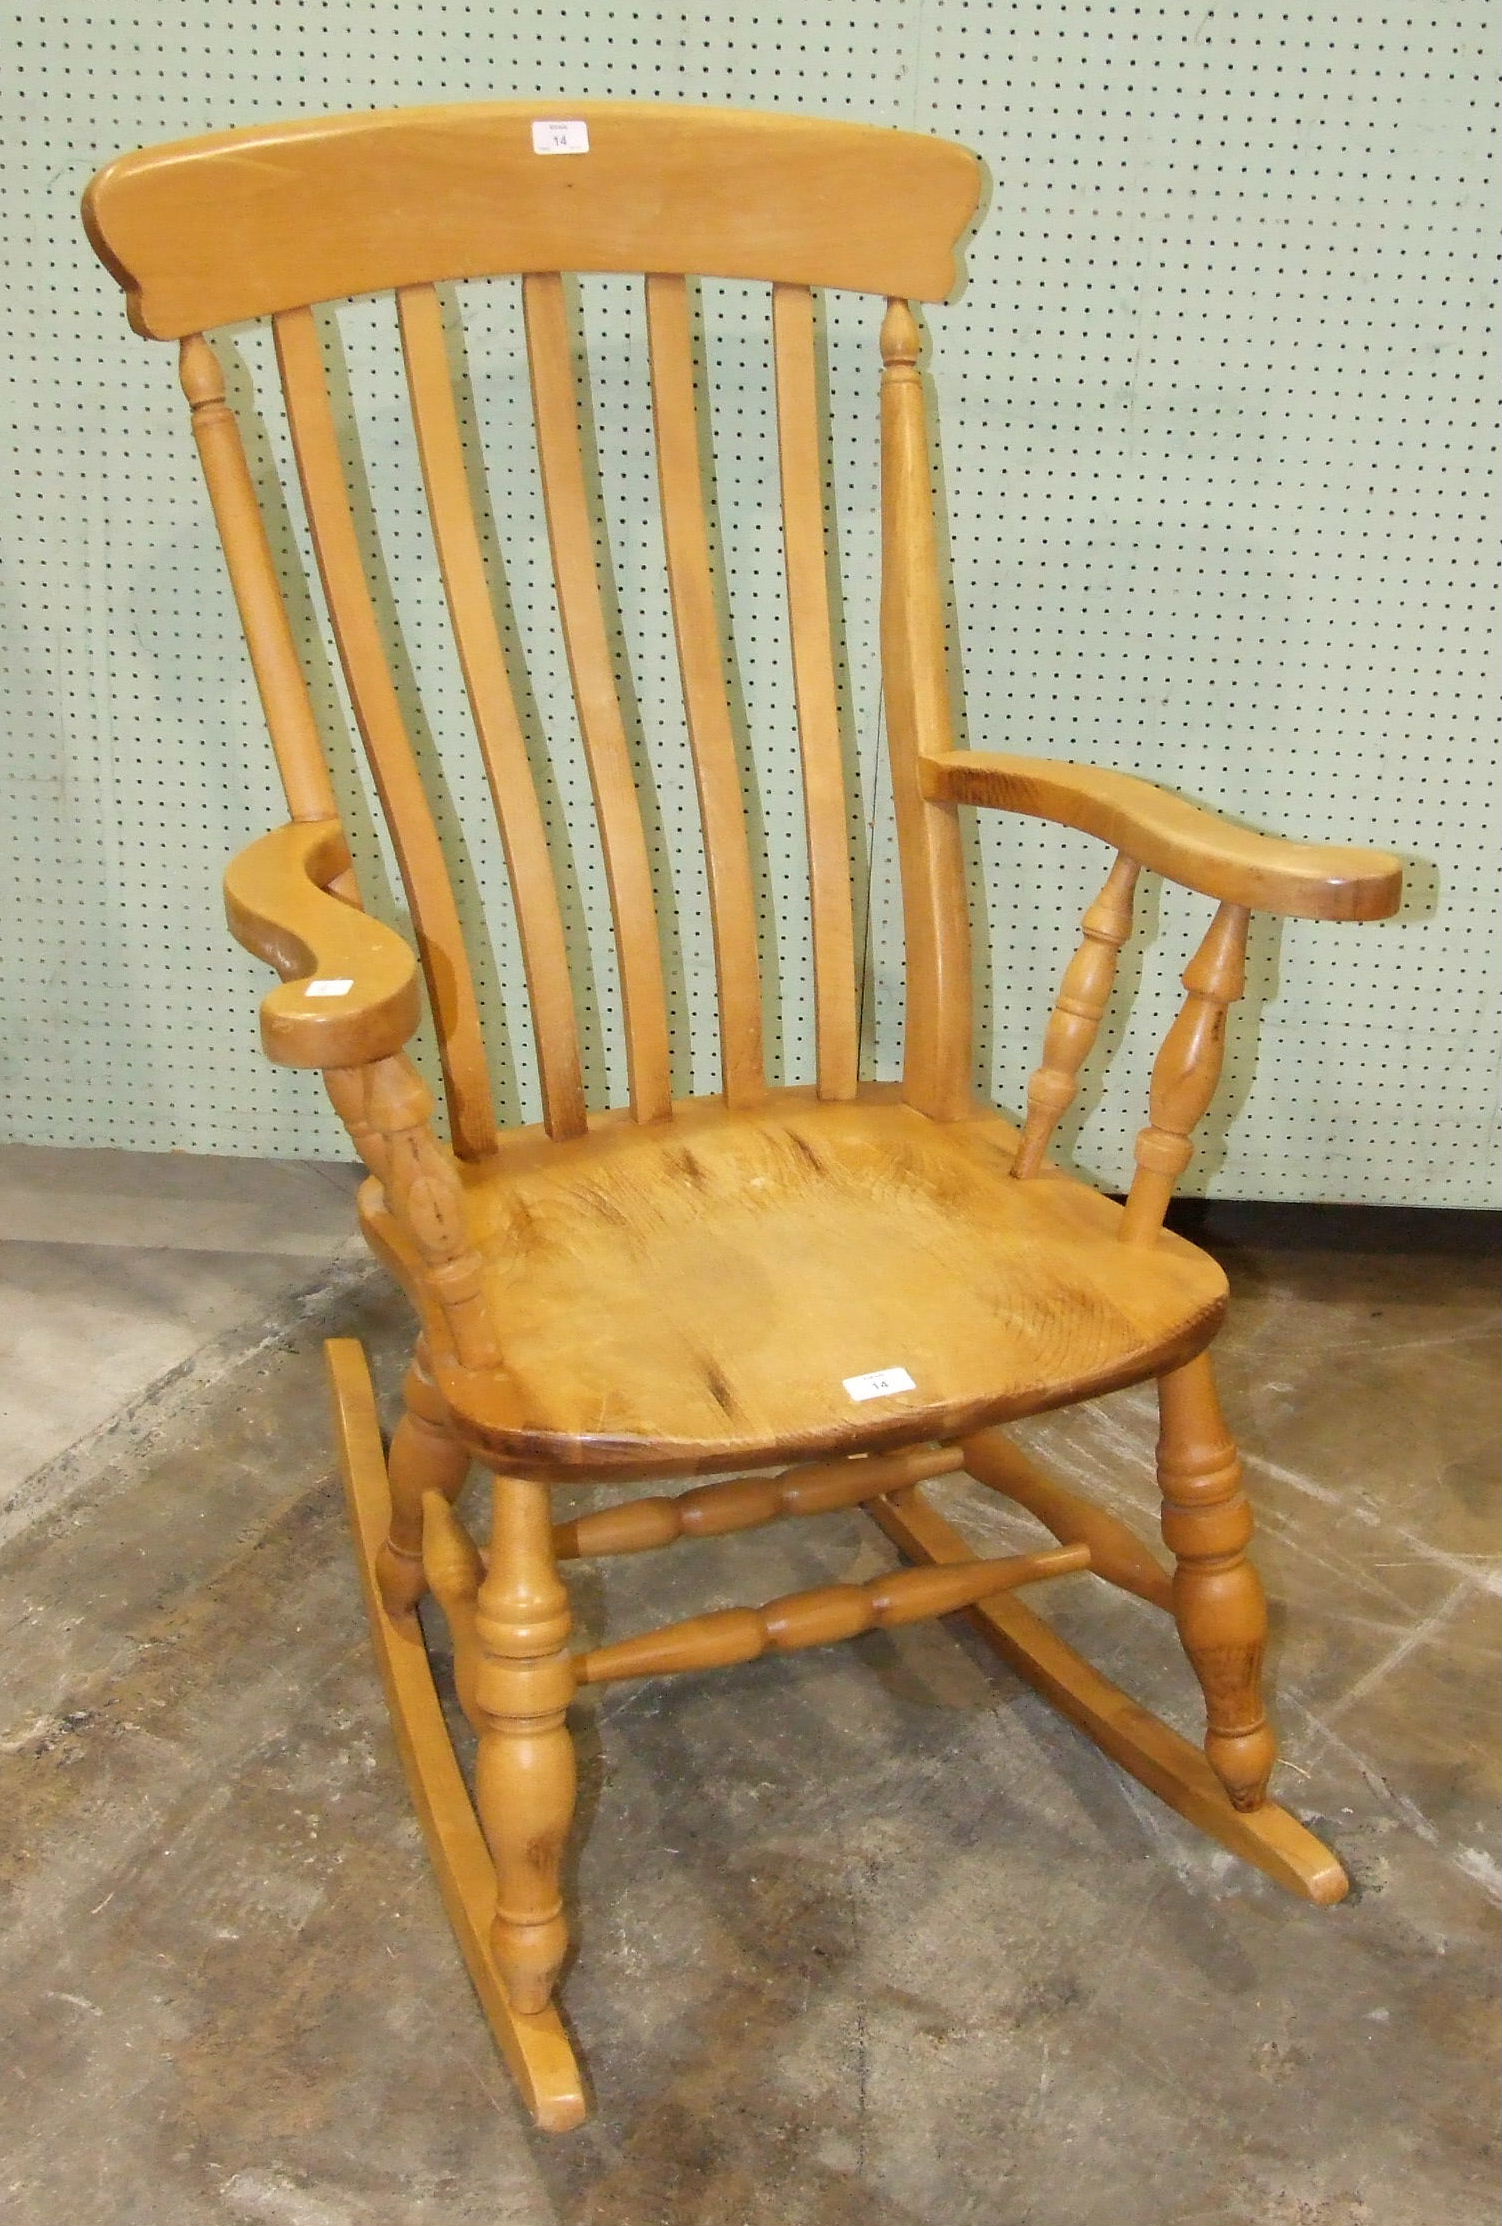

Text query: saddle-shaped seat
(372, 1091), (1227, 1478)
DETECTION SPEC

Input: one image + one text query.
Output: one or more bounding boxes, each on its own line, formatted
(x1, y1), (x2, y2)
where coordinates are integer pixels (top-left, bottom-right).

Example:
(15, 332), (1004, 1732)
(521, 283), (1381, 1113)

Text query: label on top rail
(843, 1367), (918, 1402)
(532, 120), (591, 155)
(304, 978), (354, 998)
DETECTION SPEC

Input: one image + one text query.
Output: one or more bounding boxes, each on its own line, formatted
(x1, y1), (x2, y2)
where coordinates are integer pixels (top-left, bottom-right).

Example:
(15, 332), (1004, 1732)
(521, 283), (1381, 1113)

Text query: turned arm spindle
(362, 1055), (500, 1368)
(320, 1064), (389, 1180)
(1119, 901), (1250, 1244)
(1013, 851), (1140, 1179)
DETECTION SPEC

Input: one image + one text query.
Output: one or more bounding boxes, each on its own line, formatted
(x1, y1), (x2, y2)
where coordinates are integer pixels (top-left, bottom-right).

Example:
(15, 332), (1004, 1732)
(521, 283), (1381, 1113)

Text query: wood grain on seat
(361, 1089), (1227, 1478)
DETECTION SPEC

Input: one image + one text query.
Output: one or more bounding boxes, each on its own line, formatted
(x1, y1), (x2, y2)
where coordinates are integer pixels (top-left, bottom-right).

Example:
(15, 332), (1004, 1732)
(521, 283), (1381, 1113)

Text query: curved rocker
(870, 1450), (1347, 1905)
(327, 1340), (587, 2131)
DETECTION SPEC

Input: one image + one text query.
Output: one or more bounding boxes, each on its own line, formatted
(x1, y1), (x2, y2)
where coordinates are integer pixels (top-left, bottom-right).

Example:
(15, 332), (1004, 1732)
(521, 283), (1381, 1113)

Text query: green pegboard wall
(1, 3), (1496, 1205)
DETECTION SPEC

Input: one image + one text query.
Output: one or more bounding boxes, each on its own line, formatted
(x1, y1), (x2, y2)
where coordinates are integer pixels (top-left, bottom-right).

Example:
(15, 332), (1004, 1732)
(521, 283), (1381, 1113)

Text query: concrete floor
(0, 1148), (1496, 2225)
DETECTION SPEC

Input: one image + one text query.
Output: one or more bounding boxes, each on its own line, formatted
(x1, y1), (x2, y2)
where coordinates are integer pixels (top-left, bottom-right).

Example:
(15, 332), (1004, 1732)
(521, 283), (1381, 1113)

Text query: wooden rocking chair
(84, 102), (1404, 2129)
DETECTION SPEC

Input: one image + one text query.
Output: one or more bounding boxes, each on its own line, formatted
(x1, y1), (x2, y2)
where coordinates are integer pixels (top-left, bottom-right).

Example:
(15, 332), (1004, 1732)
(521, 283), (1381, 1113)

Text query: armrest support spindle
(1119, 903), (1249, 1244)
(362, 1056), (501, 1369)
(1013, 852), (1139, 1180)
(931, 745), (1402, 1228)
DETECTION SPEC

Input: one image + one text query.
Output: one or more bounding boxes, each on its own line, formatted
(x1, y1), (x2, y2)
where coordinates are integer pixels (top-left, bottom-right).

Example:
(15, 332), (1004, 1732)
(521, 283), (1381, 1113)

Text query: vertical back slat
(274, 305), (499, 1161)
(645, 273), (767, 1110)
(522, 272), (673, 1125)
(879, 299), (973, 1120)
(771, 285), (860, 1101)
(397, 283), (587, 1143)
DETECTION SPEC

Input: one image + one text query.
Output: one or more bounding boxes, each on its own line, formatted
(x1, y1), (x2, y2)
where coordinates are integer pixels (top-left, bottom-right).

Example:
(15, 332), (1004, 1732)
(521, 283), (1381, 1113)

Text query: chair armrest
(921, 751), (1403, 922)
(224, 819), (422, 1067)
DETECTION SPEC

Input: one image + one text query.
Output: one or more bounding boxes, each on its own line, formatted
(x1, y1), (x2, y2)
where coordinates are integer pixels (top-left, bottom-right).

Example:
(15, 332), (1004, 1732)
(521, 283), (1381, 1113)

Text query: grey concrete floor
(0, 1149), (1497, 2225)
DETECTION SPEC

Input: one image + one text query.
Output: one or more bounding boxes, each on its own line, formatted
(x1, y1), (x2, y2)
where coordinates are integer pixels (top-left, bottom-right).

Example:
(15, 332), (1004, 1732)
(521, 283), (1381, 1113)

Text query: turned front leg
(1156, 1354), (1276, 1811)
(376, 1341), (471, 1619)
(474, 1473), (576, 2014)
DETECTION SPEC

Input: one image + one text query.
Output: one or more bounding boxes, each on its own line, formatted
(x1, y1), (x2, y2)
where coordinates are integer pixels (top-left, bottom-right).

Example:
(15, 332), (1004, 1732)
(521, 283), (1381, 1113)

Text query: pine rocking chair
(85, 102), (1404, 2129)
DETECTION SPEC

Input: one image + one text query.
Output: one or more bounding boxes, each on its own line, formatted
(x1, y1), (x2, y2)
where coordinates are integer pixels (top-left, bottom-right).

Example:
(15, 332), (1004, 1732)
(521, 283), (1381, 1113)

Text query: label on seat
(843, 1367), (917, 1402)
(532, 120), (591, 155)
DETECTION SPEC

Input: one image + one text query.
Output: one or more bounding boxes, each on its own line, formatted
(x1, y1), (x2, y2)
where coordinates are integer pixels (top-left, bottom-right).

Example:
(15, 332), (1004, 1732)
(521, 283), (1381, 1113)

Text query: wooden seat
(85, 98), (1404, 2132)
(386, 1091), (1228, 1478)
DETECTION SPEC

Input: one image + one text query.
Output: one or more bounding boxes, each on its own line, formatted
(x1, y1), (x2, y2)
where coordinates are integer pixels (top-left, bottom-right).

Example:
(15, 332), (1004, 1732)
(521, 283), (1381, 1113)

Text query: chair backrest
(84, 101), (984, 1156)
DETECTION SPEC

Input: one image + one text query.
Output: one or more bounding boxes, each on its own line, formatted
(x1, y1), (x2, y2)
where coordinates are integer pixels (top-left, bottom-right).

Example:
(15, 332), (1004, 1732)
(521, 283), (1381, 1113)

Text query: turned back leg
(1156, 1353), (1276, 1811)
(377, 1340), (471, 1618)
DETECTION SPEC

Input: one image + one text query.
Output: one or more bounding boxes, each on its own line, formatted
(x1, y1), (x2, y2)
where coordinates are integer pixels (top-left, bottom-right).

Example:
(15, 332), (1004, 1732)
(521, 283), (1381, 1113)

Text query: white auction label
(304, 978), (354, 998)
(842, 1367), (917, 1402)
(532, 119), (590, 155)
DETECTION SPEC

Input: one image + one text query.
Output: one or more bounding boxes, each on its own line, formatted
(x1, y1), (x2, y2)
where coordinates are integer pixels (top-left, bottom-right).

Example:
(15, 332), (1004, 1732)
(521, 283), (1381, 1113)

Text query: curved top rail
(84, 100), (983, 338)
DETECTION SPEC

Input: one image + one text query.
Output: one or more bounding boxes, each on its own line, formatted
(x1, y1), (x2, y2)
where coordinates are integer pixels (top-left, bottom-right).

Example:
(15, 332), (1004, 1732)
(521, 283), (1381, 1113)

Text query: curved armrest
(921, 752), (1403, 922)
(224, 819), (422, 1068)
